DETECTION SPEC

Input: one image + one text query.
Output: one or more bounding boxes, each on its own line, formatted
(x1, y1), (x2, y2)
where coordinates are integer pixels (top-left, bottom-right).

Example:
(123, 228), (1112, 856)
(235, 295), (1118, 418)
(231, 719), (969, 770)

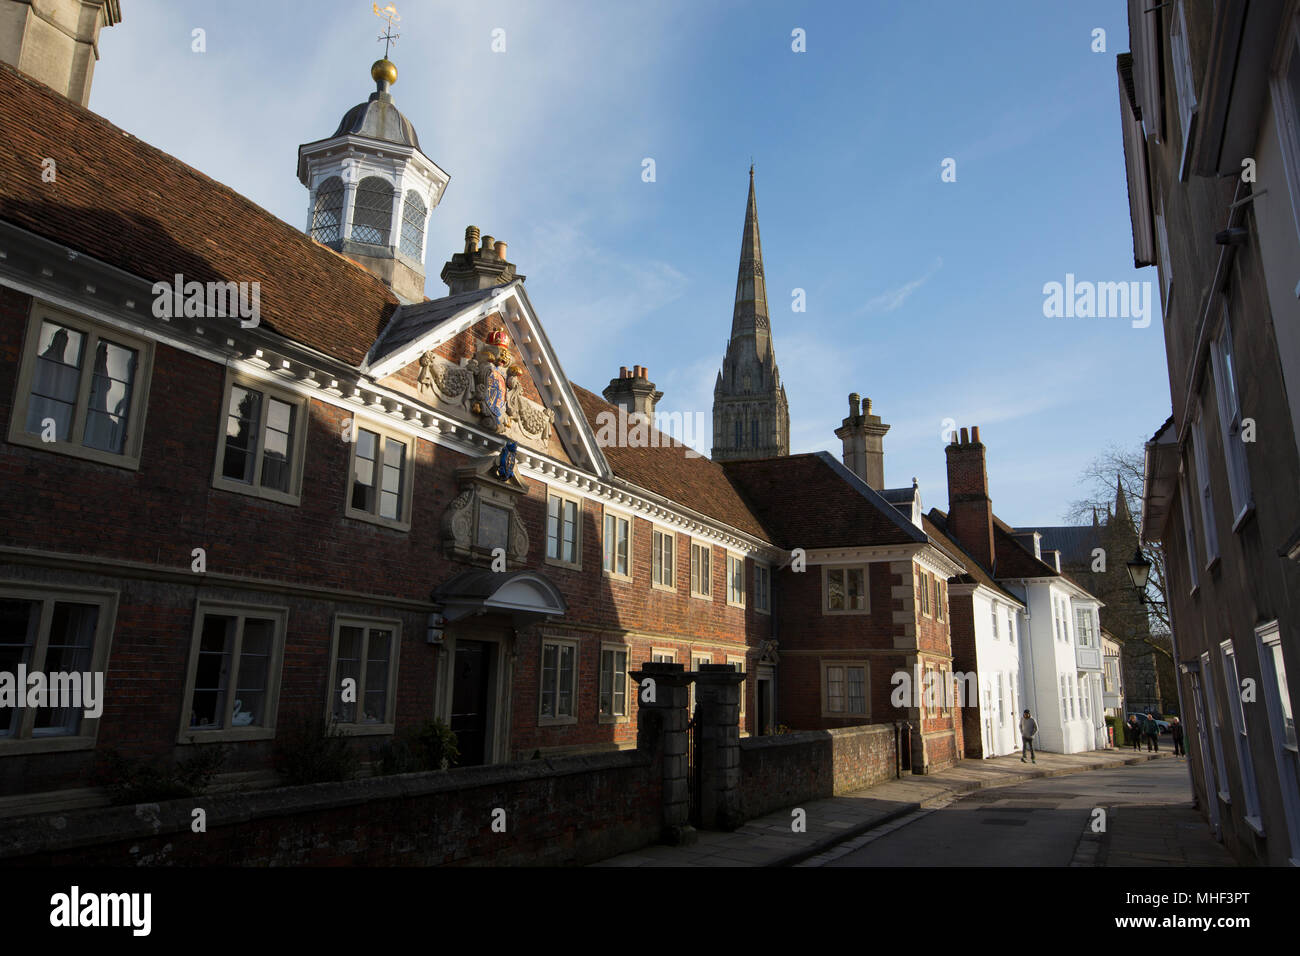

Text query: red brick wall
(737, 724), (896, 819)
(0, 750), (660, 866)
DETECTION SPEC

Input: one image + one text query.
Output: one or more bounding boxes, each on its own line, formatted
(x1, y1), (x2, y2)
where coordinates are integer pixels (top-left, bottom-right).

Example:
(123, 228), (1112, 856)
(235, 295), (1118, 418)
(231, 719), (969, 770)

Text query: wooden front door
(451, 640), (493, 766)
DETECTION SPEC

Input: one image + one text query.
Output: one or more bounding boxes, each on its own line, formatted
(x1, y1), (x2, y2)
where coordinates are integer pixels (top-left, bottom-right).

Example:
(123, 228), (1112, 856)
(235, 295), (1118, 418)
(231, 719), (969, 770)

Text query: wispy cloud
(858, 257), (943, 315)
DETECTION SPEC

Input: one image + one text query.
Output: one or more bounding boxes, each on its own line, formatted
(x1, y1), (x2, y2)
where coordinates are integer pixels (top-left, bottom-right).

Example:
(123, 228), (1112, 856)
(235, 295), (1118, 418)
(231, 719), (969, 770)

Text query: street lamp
(1125, 547), (1166, 607)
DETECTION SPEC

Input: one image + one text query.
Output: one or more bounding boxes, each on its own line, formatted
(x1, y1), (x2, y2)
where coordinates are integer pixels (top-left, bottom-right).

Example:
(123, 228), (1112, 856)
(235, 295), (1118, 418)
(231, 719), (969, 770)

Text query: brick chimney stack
(440, 225), (522, 295)
(602, 365), (663, 421)
(945, 425), (995, 571)
(834, 393), (890, 489)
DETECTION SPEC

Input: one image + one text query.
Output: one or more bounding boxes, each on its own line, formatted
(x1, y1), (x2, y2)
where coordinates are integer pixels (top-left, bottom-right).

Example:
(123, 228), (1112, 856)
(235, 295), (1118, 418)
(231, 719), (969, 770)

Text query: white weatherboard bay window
(545, 493), (580, 567)
(180, 604), (287, 742)
(0, 584), (117, 754)
(652, 529), (675, 590)
(1075, 608), (1096, 647)
(690, 542), (711, 598)
(539, 639), (577, 724)
(1256, 622), (1300, 863)
(822, 661), (867, 717)
(1210, 309), (1253, 526)
(824, 566), (868, 614)
(1220, 640), (1263, 832)
(602, 511), (630, 579)
(328, 617), (399, 733)
(598, 645), (628, 720)
(346, 422), (413, 530)
(214, 374), (308, 505)
(9, 304), (154, 469)
(1191, 413), (1220, 564)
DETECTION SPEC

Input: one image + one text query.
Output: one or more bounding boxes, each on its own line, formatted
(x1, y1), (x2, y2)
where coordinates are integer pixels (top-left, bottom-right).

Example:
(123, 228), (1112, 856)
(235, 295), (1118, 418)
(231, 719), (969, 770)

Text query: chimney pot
(494, 240), (508, 261)
(960, 427), (969, 444)
(848, 392), (860, 417)
(971, 425), (981, 443)
(480, 235), (494, 254)
(620, 365), (629, 378)
(864, 397), (873, 415)
(464, 226), (480, 254)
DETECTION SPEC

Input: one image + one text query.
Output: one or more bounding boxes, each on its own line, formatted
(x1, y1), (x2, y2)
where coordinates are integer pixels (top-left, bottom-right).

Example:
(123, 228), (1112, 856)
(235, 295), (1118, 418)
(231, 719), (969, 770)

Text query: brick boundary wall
(0, 751), (659, 867)
(737, 724), (896, 820)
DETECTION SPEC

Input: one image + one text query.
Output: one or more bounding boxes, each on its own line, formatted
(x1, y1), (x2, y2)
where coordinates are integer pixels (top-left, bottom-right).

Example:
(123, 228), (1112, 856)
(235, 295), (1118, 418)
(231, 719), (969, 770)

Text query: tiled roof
(1017, 525), (1102, 567)
(924, 511), (1022, 604)
(366, 284), (504, 368)
(722, 453), (927, 550)
(992, 519), (1061, 579)
(570, 386), (772, 542)
(0, 61), (399, 366)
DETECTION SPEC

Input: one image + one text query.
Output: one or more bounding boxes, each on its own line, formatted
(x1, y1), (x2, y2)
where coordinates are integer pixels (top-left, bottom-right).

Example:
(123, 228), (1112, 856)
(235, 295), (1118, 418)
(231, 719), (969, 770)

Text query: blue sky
(90, 0), (1165, 526)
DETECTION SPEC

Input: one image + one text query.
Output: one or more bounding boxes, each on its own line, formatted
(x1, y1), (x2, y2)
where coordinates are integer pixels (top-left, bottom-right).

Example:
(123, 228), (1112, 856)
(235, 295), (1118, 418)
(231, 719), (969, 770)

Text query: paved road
(819, 758), (1229, 867)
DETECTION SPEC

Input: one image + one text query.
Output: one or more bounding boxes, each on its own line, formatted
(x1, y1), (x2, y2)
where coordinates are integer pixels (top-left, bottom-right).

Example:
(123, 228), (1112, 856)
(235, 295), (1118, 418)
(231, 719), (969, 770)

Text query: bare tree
(1064, 442), (1171, 651)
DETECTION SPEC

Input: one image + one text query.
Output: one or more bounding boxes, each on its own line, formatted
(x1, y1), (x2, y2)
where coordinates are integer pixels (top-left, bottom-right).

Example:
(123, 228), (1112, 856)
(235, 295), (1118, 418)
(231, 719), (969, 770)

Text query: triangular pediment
(364, 281), (609, 475)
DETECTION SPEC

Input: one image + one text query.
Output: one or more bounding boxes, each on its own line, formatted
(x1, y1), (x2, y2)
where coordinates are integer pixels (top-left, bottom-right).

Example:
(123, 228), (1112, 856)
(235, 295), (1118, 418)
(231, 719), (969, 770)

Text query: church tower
(712, 167), (790, 461)
(296, 55), (449, 303)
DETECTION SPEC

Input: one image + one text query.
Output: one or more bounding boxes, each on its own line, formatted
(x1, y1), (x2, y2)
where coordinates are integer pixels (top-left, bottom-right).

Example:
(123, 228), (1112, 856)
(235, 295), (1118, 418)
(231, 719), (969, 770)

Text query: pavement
(592, 747), (1187, 867)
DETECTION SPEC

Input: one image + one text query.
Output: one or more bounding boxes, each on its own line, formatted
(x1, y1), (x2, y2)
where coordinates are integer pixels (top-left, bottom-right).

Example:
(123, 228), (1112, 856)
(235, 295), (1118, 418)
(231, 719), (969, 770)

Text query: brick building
(0, 34), (966, 810)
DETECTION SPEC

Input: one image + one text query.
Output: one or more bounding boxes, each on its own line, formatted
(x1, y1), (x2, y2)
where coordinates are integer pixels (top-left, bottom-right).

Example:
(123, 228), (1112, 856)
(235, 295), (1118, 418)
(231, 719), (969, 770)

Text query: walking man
(1127, 714), (1141, 750)
(1170, 716), (1185, 756)
(1020, 709), (1038, 764)
(1144, 713), (1160, 752)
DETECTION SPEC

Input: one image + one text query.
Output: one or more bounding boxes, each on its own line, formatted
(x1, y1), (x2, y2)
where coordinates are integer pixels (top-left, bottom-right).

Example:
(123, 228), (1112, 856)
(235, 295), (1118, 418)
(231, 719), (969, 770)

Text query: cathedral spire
(731, 164), (771, 355)
(712, 168), (789, 462)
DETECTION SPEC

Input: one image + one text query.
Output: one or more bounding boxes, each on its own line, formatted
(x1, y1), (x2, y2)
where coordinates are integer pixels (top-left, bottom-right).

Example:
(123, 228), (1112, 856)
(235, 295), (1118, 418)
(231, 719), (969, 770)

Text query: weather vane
(373, 3), (400, 59)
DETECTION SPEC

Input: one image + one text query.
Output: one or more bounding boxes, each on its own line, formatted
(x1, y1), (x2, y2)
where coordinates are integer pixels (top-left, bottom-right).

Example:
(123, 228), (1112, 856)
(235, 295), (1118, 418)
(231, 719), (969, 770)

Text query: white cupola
(297, 57), (450, 303)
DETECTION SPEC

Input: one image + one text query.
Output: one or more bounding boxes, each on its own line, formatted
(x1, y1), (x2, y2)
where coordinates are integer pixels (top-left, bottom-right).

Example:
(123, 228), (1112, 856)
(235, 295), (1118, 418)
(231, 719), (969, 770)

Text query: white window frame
(651, 648), (675, 664)
(1190, 411), (1221, 566)
(1201, 650), (1231, 804)
(690, 541), (712, 599)
(539, 637), (579, 726)
(651, 527), (676, 592)
(179, 601), (288, 744)
(601, 508), (632, 581)
(1268, 8), (1300, 243)
(326, 615), (401, 735)
(822, 564), (870, 615)
(1209, 307), (1254, 528)
(1178, 469), (1200, 592)
(1220, 639), (1264, 833)
(689, 652), (712, 714)
(344, 419), (415, 531)
(821, 660), (868, 719)
(598, 643), (629, 723)
(544, 491), (581, 569)
(753, 563), (771, 614)
(0, 582), (118, 755)
(8, 302), (155, 470)
(728, 654), (746, 720)
(1169, 0), (1198, 180)
(1256, 621), (1300, 863)
(212, 372), (309, 506)
(991, 600), (999, 640)
(936, 580), (945, 622)
(1154, 196), (1173, 310)
(726, 553), (746, 608)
